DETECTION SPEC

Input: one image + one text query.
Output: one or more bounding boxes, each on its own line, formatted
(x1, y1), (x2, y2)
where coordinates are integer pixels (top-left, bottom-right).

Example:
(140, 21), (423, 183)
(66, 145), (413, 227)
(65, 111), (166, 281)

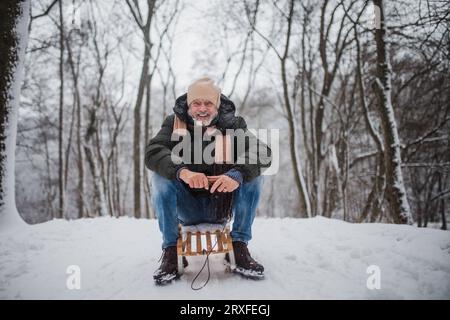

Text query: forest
(2, 0), (449, 228)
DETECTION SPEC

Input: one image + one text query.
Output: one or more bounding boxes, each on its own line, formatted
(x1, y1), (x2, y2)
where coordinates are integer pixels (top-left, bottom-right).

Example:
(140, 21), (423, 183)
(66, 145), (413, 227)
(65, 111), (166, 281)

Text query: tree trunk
(280, 0), (311, 218)
(114, 148), (122, 217)
(42, 120), (55, 217)
(439, 173), (447, 230)
(56, 0), (65, 219)
(143, 72), (153, 219)
(77, 100), (85, 218)
(65, 32), (85, 219)
(0, 0), (30, 228)
(372, 0), (412, 224)
(84, 107), (107, 217)
(355, 27), (386, 223)
(131, 0), (155, 219)
(314, 0), (348, 217)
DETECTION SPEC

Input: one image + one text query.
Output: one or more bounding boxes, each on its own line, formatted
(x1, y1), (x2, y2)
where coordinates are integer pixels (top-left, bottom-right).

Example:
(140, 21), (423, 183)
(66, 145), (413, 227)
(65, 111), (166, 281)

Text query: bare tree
(143, 0), (181, 218)
(354, 26), (385, 223)
(0, 0), (30, 228)
(126, 0), (156, 219)
(55, 0), (65, 219)
(65, 26), (88, 218)
(372, 0), (412, 224)
(244, 0), (312, 217)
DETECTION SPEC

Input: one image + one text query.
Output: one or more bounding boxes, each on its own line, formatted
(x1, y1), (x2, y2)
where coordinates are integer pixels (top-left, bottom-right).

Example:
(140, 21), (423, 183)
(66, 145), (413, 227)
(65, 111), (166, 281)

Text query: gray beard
(188, 111), (218, 127)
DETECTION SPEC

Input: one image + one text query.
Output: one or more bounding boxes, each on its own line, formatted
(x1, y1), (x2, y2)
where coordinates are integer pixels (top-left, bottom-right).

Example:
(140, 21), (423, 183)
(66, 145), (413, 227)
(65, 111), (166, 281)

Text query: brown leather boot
(225, 241), (264, 279)
(153, 246), (188, 285)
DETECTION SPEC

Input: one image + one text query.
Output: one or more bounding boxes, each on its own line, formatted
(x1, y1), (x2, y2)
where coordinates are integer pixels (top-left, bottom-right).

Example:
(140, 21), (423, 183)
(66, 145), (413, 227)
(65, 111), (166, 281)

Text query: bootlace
(157, 247), (176, 264)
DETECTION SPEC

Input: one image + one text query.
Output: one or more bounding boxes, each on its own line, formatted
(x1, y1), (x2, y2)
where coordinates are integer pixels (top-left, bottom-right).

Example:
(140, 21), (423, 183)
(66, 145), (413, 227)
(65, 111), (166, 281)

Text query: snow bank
(0, 216), (449, 299)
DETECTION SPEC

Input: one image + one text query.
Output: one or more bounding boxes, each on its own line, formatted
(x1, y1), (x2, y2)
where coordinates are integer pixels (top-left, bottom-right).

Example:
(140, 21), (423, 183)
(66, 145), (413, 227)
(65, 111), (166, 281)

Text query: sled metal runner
(176, 223), (236, 274)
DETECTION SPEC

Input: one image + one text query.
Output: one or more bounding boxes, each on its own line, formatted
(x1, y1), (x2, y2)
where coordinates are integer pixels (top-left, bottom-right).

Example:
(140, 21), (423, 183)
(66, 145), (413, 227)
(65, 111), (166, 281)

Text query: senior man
(145, 77), (271, 285)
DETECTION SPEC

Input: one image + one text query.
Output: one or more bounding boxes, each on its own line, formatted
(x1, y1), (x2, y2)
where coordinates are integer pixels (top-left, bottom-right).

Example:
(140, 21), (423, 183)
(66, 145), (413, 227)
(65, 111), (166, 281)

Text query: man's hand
(179, 169), (209, 189)
(208, 175), (239, 193)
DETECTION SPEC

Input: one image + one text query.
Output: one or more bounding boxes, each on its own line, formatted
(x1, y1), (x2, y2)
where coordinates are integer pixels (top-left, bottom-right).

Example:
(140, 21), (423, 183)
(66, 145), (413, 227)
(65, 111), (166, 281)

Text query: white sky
(171, 0), (214, 92)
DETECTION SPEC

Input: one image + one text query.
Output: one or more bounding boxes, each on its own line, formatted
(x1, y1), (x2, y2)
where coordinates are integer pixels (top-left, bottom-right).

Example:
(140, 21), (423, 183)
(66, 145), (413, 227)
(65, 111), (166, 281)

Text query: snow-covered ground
(0, 216), (449, 299)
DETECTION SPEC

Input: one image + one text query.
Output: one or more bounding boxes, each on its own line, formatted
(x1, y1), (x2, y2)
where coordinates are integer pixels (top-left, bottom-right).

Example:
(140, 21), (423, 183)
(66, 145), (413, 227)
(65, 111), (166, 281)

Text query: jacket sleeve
(144, 114), (183, 180)
(231, 116), (272, 182)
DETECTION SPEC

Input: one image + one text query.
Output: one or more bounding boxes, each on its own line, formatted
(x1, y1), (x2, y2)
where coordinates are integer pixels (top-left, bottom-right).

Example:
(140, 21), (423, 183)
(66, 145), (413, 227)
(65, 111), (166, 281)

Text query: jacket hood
(173, 93), (237, 130)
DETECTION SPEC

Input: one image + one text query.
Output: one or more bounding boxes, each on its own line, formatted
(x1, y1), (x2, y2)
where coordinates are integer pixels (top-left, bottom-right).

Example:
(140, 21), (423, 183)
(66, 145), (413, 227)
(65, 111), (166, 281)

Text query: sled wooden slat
(196, 231), (202, 254)
(221, 230), (227, 250)
(216, 230), (223, 252)
(186, 232), (191, 253)
(206, 232), (212, 251)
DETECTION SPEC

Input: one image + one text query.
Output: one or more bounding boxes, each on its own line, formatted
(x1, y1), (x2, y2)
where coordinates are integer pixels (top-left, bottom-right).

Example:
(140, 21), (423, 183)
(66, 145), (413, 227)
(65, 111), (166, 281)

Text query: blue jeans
(151, 173), (263, 249)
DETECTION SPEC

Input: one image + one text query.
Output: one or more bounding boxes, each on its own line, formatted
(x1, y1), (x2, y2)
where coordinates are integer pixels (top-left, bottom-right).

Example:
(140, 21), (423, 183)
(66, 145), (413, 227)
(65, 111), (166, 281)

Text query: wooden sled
(176, 223), (236, 274)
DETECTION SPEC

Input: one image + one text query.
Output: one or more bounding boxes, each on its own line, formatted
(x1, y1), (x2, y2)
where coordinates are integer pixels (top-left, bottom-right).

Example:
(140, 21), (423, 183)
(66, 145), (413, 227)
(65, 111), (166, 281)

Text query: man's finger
(203, 176), (209, 189)
(210, 179), (223, 193)
(197, 177), (204, 189)
(207, 176), (219, 183)
(218, 182), (227, 192)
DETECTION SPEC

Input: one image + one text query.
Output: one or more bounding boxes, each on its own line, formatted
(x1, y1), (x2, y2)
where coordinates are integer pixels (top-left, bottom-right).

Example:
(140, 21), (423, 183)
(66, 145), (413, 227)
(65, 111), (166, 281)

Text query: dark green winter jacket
(144, 93), (272, 184)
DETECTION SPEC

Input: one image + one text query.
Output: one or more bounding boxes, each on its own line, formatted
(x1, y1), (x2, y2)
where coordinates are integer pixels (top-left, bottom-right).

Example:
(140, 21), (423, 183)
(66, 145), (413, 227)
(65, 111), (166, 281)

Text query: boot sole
(154, 272), (181, 286)
(224, 259), (265, 280)
(233, 266), (265, 280)
(154, 257), (187, 286)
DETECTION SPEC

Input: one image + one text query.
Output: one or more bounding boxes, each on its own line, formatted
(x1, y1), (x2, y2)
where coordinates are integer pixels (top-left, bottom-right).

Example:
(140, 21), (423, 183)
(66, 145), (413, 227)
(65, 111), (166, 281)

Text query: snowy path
(0, 216), (449, 299)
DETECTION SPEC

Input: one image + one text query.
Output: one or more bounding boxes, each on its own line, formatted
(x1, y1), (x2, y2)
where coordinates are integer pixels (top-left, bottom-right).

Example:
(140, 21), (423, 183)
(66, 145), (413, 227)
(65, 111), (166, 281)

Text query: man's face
(188, 99), (218, 126)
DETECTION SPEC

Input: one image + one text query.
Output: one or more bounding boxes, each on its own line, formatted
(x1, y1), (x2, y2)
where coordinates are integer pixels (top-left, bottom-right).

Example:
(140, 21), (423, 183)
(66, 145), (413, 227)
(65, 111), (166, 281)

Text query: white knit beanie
(187, 77), (221, 107)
